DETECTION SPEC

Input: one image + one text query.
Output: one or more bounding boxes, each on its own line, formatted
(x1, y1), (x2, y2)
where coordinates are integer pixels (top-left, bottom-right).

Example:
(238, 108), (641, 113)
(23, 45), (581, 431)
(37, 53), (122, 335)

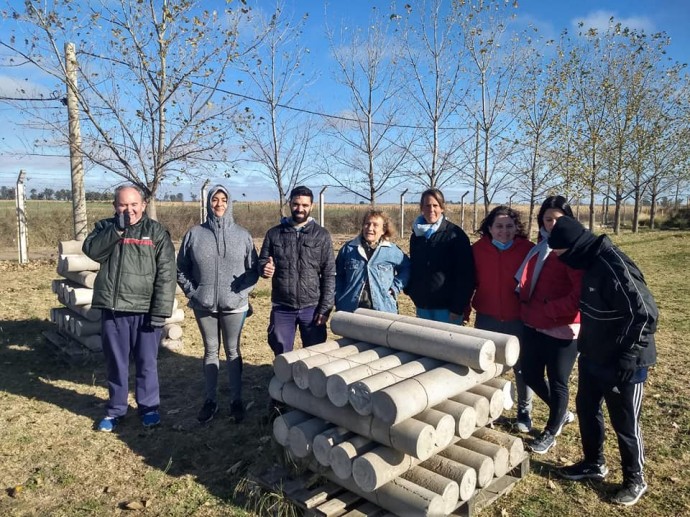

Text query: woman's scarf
(412, 214), (444, 238)
(514, 227), (551, 300)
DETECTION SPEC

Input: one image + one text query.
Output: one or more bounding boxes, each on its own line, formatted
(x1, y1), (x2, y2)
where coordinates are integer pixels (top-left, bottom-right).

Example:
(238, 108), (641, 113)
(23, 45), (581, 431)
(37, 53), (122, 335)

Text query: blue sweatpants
(101, 311), (162, 418)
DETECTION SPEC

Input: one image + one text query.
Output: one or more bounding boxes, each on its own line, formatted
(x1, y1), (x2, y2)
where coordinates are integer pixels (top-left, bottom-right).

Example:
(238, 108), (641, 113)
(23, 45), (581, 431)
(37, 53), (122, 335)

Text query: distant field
(0, 199), (662, 253)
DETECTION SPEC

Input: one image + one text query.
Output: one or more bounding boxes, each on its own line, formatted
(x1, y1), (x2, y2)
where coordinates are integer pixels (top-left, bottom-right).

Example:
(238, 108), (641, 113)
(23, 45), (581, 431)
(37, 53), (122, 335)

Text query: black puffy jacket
(404, 218), (475, 315)
(83, 214), (176, 317)
(258, 219), (335, 316)
(559, 234), (658, 368)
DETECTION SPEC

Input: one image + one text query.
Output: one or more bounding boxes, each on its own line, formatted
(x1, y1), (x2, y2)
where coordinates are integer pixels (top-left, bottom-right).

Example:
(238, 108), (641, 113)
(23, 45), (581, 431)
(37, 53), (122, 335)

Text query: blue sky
(1, 0), (688, 202)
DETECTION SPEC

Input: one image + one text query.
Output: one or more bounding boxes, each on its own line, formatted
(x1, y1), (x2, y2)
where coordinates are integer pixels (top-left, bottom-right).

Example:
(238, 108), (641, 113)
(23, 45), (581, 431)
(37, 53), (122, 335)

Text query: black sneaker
(230, 400), (245, 423)
(529, 430), (556, 454)
(197, 399), (218, 424)
(612, 480), (647, 506)
(559, 461), (609, 481)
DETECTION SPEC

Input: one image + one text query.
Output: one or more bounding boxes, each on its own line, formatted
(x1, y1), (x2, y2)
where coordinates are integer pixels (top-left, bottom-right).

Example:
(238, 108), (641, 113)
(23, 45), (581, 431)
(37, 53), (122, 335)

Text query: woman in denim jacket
(335, 210), (411, 313)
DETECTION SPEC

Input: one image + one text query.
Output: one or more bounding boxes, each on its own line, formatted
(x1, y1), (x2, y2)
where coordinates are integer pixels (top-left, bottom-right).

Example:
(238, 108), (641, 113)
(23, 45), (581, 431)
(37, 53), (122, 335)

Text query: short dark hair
(477, 205), (527, 238)
(537, 195), (574, 229)
(289, 185), (314, 202)
(361, 209), (395, 240)
(419, 188), (445, 210)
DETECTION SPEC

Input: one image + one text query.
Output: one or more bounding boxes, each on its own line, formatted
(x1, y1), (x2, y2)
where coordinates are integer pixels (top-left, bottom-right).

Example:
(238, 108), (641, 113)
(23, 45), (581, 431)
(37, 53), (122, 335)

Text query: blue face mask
(492, 239), (514, 251)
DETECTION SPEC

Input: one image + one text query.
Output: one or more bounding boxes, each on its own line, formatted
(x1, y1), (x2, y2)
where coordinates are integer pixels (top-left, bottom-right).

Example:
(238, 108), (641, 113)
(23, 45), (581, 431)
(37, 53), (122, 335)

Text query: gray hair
(113, 184), (147, 204)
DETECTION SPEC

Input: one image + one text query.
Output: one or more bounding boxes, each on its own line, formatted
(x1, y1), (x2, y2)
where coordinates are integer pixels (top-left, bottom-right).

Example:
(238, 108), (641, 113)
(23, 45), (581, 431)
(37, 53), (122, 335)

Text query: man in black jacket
(258, 186), (335, 356)
(83, 185), (176, 432)
(548, 216), (658, 507)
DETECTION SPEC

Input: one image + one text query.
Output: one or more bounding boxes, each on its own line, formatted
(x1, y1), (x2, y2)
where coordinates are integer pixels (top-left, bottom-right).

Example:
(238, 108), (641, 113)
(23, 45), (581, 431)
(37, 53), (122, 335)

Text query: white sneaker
(555, 411), (575, 437)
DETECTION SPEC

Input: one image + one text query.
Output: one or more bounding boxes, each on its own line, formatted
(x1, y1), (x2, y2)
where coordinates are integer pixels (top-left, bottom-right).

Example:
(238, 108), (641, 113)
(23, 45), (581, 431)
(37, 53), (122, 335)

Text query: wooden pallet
(453, 454), (530, 516)
(252, 454), (530, 517)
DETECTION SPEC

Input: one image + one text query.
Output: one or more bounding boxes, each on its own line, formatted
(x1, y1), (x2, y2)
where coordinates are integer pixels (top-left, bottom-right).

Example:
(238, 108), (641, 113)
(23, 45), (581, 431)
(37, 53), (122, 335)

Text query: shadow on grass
(0, 318), (278, 507)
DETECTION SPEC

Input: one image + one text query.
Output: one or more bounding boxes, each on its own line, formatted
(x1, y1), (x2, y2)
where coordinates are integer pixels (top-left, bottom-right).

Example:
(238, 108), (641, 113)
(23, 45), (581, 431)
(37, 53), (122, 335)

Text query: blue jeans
(416, 307), (452, 323)
(267, 305), (327, 356)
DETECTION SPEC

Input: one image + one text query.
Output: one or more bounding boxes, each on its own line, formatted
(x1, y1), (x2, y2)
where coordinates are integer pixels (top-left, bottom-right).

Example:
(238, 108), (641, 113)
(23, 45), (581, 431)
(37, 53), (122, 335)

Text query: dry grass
(0, 212), (688, 516)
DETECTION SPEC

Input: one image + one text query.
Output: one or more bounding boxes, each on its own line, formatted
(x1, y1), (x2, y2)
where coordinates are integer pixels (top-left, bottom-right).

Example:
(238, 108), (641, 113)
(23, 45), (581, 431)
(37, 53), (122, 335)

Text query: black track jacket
(559, 234), (658, 369)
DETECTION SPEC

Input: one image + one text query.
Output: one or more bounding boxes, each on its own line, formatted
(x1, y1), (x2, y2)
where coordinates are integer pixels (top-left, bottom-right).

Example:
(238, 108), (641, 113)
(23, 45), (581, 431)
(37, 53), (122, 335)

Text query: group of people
(83, 184), (657, 508)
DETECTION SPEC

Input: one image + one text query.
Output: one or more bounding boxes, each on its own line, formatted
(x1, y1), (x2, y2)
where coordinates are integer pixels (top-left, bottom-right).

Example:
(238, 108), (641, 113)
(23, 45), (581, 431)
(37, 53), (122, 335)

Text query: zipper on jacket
(112, 227), (125, 311)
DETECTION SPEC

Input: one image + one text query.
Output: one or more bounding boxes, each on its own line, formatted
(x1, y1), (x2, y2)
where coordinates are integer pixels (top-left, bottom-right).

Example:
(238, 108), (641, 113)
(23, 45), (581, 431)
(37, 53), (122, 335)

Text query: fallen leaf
(122, 500), (144, 510)
(143, 499), (151, 508)
(8, 485), (24, 497)
(547, 479), (557, 490)
(672, 422), (679, 429)
(501, 509), (509, 517)
(670, 477), (680, 483)
(166, 408), (181, 415)
(259, 435), (271, 443)
(245, 401), (255, 411)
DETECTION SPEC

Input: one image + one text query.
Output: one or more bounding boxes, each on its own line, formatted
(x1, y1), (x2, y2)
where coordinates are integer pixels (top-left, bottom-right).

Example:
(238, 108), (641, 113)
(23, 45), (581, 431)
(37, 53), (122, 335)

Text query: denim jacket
(335, 236), (411, 313)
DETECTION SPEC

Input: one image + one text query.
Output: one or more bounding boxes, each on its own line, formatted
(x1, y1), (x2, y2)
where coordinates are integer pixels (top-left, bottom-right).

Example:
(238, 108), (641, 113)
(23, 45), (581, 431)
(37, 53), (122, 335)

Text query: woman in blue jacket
(335, 210), (410, 313)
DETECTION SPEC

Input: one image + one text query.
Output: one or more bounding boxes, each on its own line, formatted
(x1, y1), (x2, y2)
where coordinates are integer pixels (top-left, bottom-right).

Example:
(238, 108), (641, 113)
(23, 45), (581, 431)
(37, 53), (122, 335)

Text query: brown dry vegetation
(0, 203), (688, 516)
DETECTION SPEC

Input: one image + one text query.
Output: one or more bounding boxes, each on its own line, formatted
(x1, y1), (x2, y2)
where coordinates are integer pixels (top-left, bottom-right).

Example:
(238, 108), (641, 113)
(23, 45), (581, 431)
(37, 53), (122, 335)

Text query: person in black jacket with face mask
(548, 216), (658, 507)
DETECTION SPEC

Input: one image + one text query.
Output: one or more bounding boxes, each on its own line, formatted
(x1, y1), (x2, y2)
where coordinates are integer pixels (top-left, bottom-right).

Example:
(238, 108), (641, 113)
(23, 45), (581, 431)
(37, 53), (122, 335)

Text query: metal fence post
(16, 170), (28, 264)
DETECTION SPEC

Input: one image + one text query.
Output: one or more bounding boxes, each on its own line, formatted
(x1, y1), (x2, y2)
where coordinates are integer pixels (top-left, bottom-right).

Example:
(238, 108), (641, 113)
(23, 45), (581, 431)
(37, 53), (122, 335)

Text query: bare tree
(2, 0), (255, 218)
(323, 6), (411, 205)
(237, 1), (318, 215)
(510, 37), (562, 235)
(457, 0), (522, 215)
(395, 0), (471, 190)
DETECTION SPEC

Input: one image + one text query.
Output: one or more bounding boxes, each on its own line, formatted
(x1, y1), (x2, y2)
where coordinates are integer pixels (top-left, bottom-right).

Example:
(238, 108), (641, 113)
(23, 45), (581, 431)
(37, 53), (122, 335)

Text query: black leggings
(521, 326), (578, 434)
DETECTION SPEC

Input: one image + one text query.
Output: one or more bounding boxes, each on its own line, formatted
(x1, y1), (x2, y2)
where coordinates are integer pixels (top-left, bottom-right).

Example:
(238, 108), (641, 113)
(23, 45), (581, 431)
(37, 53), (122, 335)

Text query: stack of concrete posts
(269, 309), (528, 516)
(49, 240), (186, 353)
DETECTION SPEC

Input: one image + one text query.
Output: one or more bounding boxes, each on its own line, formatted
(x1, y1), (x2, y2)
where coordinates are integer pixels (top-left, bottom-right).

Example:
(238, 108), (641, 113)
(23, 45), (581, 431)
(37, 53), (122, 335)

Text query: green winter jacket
(82, 214), (176, 317)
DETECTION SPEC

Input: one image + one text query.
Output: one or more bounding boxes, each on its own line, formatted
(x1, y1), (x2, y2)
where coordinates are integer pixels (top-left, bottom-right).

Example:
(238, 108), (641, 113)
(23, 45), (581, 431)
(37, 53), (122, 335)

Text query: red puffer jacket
(471, 236), (534, 321)
(519, 248), (583, 329)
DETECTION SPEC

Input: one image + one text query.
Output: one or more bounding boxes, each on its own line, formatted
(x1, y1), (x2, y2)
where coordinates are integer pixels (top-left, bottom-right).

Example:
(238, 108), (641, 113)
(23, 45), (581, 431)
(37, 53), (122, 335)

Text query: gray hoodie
(176, 185), (259, 311)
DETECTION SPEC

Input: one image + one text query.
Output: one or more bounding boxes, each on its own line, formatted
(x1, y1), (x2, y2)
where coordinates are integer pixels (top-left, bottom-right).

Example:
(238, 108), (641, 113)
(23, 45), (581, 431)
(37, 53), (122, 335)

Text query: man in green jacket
(83, 185), (176, 432)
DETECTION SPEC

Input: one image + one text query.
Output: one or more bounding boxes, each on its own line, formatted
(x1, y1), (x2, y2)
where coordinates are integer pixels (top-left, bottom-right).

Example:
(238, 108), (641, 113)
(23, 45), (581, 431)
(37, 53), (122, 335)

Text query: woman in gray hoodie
(177, 185), (259, 423)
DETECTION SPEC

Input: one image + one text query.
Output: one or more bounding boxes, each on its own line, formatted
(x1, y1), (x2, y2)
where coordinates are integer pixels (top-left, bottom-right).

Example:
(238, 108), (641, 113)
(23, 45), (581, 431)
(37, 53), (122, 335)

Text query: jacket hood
(206, 184), (234, 225)
(558, 232), (610, 269)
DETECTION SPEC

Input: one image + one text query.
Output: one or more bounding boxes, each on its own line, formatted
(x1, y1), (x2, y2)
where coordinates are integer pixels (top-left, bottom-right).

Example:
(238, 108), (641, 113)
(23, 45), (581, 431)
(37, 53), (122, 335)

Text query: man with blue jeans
(83, 185), (176, 432)
(259, 186), (335, 357)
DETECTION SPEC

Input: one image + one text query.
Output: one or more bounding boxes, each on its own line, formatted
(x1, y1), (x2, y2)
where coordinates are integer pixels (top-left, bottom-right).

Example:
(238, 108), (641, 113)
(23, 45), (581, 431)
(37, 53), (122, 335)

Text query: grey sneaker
(554, 410), (576, 436)
(559, 461), (609, 481)
(612, 480), (647, 506)
(529, 430), (556, 454)
(515, 410), (532, 433)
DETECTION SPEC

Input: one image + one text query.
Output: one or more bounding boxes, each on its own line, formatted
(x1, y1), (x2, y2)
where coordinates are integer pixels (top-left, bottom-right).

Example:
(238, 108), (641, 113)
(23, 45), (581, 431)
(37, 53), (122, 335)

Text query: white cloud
(0, 74), (54, 98)
(572, 10), (656, 34)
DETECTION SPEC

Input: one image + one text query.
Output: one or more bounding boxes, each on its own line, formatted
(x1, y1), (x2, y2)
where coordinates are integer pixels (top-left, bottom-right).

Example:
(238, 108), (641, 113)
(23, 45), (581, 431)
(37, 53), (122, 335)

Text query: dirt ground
(1, 231), (689, 516)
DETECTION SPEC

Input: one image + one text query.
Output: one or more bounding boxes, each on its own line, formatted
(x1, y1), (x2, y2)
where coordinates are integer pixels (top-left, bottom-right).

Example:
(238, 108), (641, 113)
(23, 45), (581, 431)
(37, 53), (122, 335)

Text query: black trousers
(576, 357), (646, 483)
(521, 326), (578, 434)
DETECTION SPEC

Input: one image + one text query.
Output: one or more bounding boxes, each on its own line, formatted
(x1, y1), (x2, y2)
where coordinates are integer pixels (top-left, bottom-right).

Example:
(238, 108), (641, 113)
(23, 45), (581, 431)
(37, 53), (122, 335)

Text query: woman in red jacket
(516, 195), (583, 454)
(471, 206), (534, 432)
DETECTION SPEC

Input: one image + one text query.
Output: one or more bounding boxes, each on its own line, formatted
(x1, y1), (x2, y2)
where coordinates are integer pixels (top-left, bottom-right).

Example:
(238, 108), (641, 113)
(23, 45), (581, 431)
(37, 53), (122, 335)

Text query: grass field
(0, 218), (688, 515)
